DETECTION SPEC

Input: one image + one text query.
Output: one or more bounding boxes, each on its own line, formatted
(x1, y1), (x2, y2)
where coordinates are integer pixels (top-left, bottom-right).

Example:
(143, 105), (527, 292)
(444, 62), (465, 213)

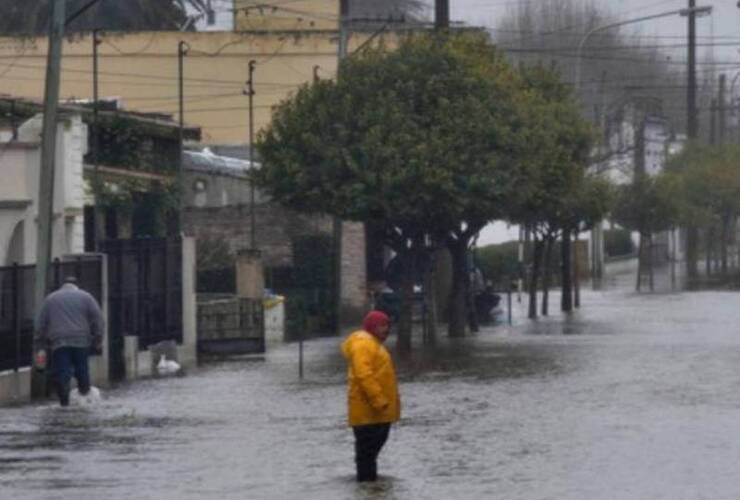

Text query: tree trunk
(447, 240), (469, 338)
(687, 226), (698, 284)
(396, 249), (415, 353)
(541, 236), (554, 316)
(561, 229), (573, 312)
(705, 226), (713, 278)
(636, 233), (644, 292)
(528, 237), (543, 320)
(422, 252), (438, 346)
(721, 214), (730, 274)
(574, 233), (581, 308)
(648, 233), (654, 291)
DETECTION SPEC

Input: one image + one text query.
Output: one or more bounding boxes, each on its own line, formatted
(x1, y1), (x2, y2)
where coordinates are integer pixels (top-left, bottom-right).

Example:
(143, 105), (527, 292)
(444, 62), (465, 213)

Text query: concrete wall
(0, 116), (88, 267)
(0, 30), (403, 144)
(234, 0), (338, 31)
(339, 221), (368, 327)
(0, 368), (31, 405)
(184, 203), (331, 267)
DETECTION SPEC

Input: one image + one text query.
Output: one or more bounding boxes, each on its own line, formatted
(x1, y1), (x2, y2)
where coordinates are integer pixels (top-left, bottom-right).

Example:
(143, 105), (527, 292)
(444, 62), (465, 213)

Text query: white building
(0, 114), (88, 266)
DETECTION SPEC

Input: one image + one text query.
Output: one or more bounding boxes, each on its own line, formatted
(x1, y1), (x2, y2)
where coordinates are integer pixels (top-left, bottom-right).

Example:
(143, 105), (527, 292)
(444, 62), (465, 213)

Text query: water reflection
(4, 270), (740, 499)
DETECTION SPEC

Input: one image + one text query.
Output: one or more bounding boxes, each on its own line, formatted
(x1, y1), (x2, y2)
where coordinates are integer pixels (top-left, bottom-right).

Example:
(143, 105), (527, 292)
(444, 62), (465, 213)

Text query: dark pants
(53, 347), (90, 406)
(352, 423), (391, 482)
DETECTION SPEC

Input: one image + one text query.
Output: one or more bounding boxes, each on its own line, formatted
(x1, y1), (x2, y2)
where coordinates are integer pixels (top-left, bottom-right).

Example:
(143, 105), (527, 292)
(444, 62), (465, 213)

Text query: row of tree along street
(614, 142), (740, 291)
(253, 31), (610, 351)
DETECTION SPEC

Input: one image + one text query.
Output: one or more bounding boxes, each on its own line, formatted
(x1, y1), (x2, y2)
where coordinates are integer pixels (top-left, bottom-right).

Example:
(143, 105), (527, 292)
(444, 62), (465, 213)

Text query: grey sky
(432, 0), (740, 61)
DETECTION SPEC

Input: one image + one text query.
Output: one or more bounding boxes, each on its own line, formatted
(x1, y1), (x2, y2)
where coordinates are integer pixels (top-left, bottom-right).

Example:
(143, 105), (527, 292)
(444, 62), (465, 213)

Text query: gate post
(181, 237), (198, 366)
(99, 252), (110, 386)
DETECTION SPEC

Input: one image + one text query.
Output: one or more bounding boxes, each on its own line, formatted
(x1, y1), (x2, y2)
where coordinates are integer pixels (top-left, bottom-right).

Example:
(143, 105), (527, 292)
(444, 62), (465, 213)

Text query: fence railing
(197, 296), (264, 354)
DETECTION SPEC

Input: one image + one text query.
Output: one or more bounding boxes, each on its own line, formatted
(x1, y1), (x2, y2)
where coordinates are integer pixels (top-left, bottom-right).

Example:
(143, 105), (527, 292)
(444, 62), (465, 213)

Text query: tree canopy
(0, 0), (211, 34)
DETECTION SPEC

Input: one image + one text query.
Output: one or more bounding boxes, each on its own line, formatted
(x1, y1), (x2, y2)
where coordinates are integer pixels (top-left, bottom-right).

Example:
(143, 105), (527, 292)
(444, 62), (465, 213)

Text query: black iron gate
(101, 238), (182, 381)
(0, 256), (103, 373)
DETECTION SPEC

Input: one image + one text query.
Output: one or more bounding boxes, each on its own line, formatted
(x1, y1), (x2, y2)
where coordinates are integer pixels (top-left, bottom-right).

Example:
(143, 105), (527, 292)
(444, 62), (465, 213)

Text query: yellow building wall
(0, 30), (400, 144)
(234, 0), (338, 31)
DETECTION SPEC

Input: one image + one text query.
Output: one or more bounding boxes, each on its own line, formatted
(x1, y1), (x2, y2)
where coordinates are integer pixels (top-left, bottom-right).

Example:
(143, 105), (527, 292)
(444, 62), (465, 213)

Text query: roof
(183, 148), (259, 177)
(0, 96), (201, 141)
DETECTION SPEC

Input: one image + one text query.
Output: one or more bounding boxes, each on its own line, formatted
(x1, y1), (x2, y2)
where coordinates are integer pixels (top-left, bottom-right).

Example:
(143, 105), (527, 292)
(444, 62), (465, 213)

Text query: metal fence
(101, 238), (182, 381)
(0, 256), (103, 373)
(197, 296), (264, 355)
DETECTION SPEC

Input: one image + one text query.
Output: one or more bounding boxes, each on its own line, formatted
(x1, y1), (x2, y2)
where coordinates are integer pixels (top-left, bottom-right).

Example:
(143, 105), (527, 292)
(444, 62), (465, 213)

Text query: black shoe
(57, 383), (70, 407)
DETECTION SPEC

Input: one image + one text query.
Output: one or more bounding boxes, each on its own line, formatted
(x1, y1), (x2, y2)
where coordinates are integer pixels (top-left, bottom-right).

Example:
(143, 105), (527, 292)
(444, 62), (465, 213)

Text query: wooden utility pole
(332, 0), (349, 335)
(687, 0), (699, 140)
(685, 0), (699, 280)
(719, 73), (727, 145)
(33, 0), (66, 398)
(435, 0), (450, 30)
(91, 29), (101, 250)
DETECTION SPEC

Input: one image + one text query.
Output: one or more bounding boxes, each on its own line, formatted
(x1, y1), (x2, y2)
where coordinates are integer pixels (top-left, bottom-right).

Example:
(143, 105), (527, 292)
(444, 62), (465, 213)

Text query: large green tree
(0, 0), (211, 34)
(508, 65), (595, 317)
(255, 31), (530, 349)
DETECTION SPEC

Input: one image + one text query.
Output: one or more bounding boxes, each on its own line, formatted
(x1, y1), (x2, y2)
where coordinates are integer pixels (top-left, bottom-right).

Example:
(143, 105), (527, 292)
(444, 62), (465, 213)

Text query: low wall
(0, 368), (31, 405)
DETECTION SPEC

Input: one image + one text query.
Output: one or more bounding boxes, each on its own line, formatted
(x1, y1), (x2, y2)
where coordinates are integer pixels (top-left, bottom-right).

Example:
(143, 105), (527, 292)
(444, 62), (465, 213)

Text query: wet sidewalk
(3, 276), (740, 499)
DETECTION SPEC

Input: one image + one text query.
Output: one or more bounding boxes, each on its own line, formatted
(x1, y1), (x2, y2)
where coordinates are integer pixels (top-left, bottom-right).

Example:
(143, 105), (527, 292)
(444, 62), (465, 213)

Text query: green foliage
(255, 31), (528, 242)
(509, 64), (597, 235)
(292, 235), (334, 289)
(93, 118), (179, 175)
(604, 229), (634, 257)
(0, 0), (209, 34)
(612, 173), (679, 236)
(666, 142), (740, 228)
(476, 241), (520, 285)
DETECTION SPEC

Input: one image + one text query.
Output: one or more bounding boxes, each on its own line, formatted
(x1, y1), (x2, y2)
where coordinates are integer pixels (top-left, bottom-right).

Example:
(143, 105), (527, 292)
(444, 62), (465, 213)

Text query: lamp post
(574, 6), (712, 91)
(576, 5), (712, 285)
(246, 59), (256, 250)
(177, 41), (190, 236)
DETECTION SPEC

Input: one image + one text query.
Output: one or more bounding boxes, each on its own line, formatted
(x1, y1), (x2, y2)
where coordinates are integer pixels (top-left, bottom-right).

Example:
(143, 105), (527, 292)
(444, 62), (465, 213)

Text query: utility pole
(333, 0), (349, 335)
(719, 73), (727, 145)
(247, 60), (256, 249)
(435, 0), (450, 30)
(92, 29), (102, 250)
(177, 41), (189, 236)
(686, 0), (699, 280)
(33, 0), (66, 398)
(687, 0), (698, 140)
(710, 98), (717, 145)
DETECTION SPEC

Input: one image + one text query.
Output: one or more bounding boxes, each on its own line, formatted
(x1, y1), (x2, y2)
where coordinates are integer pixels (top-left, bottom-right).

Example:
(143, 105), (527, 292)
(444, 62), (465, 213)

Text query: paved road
(3, 267), (740, 499)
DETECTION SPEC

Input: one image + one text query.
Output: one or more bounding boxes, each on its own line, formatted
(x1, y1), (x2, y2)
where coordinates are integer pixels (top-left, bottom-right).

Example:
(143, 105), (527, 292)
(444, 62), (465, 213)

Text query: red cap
(362, 310), (390, 336)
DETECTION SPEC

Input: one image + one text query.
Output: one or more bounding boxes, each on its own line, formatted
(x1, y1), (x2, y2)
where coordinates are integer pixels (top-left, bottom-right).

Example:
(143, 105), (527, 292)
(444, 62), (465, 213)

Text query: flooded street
(4, 267), (740, 499)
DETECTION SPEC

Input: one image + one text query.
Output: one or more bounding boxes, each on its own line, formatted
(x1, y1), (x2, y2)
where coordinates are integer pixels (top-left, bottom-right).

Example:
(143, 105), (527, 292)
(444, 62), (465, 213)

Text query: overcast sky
(437, 1), (740, 246)
(434, 0), (740, 60)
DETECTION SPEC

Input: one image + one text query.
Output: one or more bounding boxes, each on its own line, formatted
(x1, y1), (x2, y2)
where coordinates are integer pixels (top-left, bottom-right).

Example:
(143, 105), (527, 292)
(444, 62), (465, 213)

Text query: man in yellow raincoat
(340, 310), (400, 482)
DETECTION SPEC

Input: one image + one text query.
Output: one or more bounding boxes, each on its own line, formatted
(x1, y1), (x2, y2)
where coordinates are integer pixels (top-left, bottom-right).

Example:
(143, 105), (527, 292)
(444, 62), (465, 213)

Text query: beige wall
(0, 30), (399, 145)
(234, 0), (338, 31)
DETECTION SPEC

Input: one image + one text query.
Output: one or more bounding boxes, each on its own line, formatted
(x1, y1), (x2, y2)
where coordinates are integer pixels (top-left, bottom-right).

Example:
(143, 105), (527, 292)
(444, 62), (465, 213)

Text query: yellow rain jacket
(340, 330), (400, 427)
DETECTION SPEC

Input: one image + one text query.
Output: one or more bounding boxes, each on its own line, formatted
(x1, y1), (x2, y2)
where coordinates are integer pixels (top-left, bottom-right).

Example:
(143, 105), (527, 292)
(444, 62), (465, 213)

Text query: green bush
(476, 241), (521, 287)
(604, 228), (634, 257)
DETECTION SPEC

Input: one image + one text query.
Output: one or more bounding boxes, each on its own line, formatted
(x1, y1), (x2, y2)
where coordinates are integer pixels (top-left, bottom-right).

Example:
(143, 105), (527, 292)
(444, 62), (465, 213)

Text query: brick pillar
(339, 221), (368, 328)
(236, 249), (264, 299)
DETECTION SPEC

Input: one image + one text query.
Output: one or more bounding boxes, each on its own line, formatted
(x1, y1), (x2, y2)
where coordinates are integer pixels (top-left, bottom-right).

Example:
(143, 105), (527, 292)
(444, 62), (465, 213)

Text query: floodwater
(4, 264), (740, 499)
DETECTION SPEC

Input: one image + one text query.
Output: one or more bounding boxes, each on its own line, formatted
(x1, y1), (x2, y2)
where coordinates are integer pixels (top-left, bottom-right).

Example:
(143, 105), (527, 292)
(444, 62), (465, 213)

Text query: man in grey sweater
(35, 277), (104, 406)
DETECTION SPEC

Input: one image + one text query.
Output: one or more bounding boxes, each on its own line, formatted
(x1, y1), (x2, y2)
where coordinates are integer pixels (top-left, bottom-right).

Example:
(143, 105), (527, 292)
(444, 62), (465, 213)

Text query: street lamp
(575, 6), (713, 91)
(577, 5), (711, 284)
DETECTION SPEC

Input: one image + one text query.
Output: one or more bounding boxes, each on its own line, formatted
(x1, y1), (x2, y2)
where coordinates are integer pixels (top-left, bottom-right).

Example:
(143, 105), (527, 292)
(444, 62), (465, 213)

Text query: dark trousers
(352, 423), (391, 482)
(53, 347), (91, 406)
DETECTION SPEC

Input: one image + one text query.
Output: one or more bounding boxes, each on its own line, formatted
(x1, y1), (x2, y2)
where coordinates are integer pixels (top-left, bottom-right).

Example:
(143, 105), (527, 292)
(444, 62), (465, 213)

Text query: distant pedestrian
(340, 310), (400, 482)
(35, 276), (104, 407)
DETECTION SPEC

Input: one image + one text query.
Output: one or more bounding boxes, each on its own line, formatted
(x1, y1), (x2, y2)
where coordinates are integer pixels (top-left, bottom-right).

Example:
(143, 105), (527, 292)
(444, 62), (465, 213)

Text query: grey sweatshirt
(35, 284), (104, 350)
